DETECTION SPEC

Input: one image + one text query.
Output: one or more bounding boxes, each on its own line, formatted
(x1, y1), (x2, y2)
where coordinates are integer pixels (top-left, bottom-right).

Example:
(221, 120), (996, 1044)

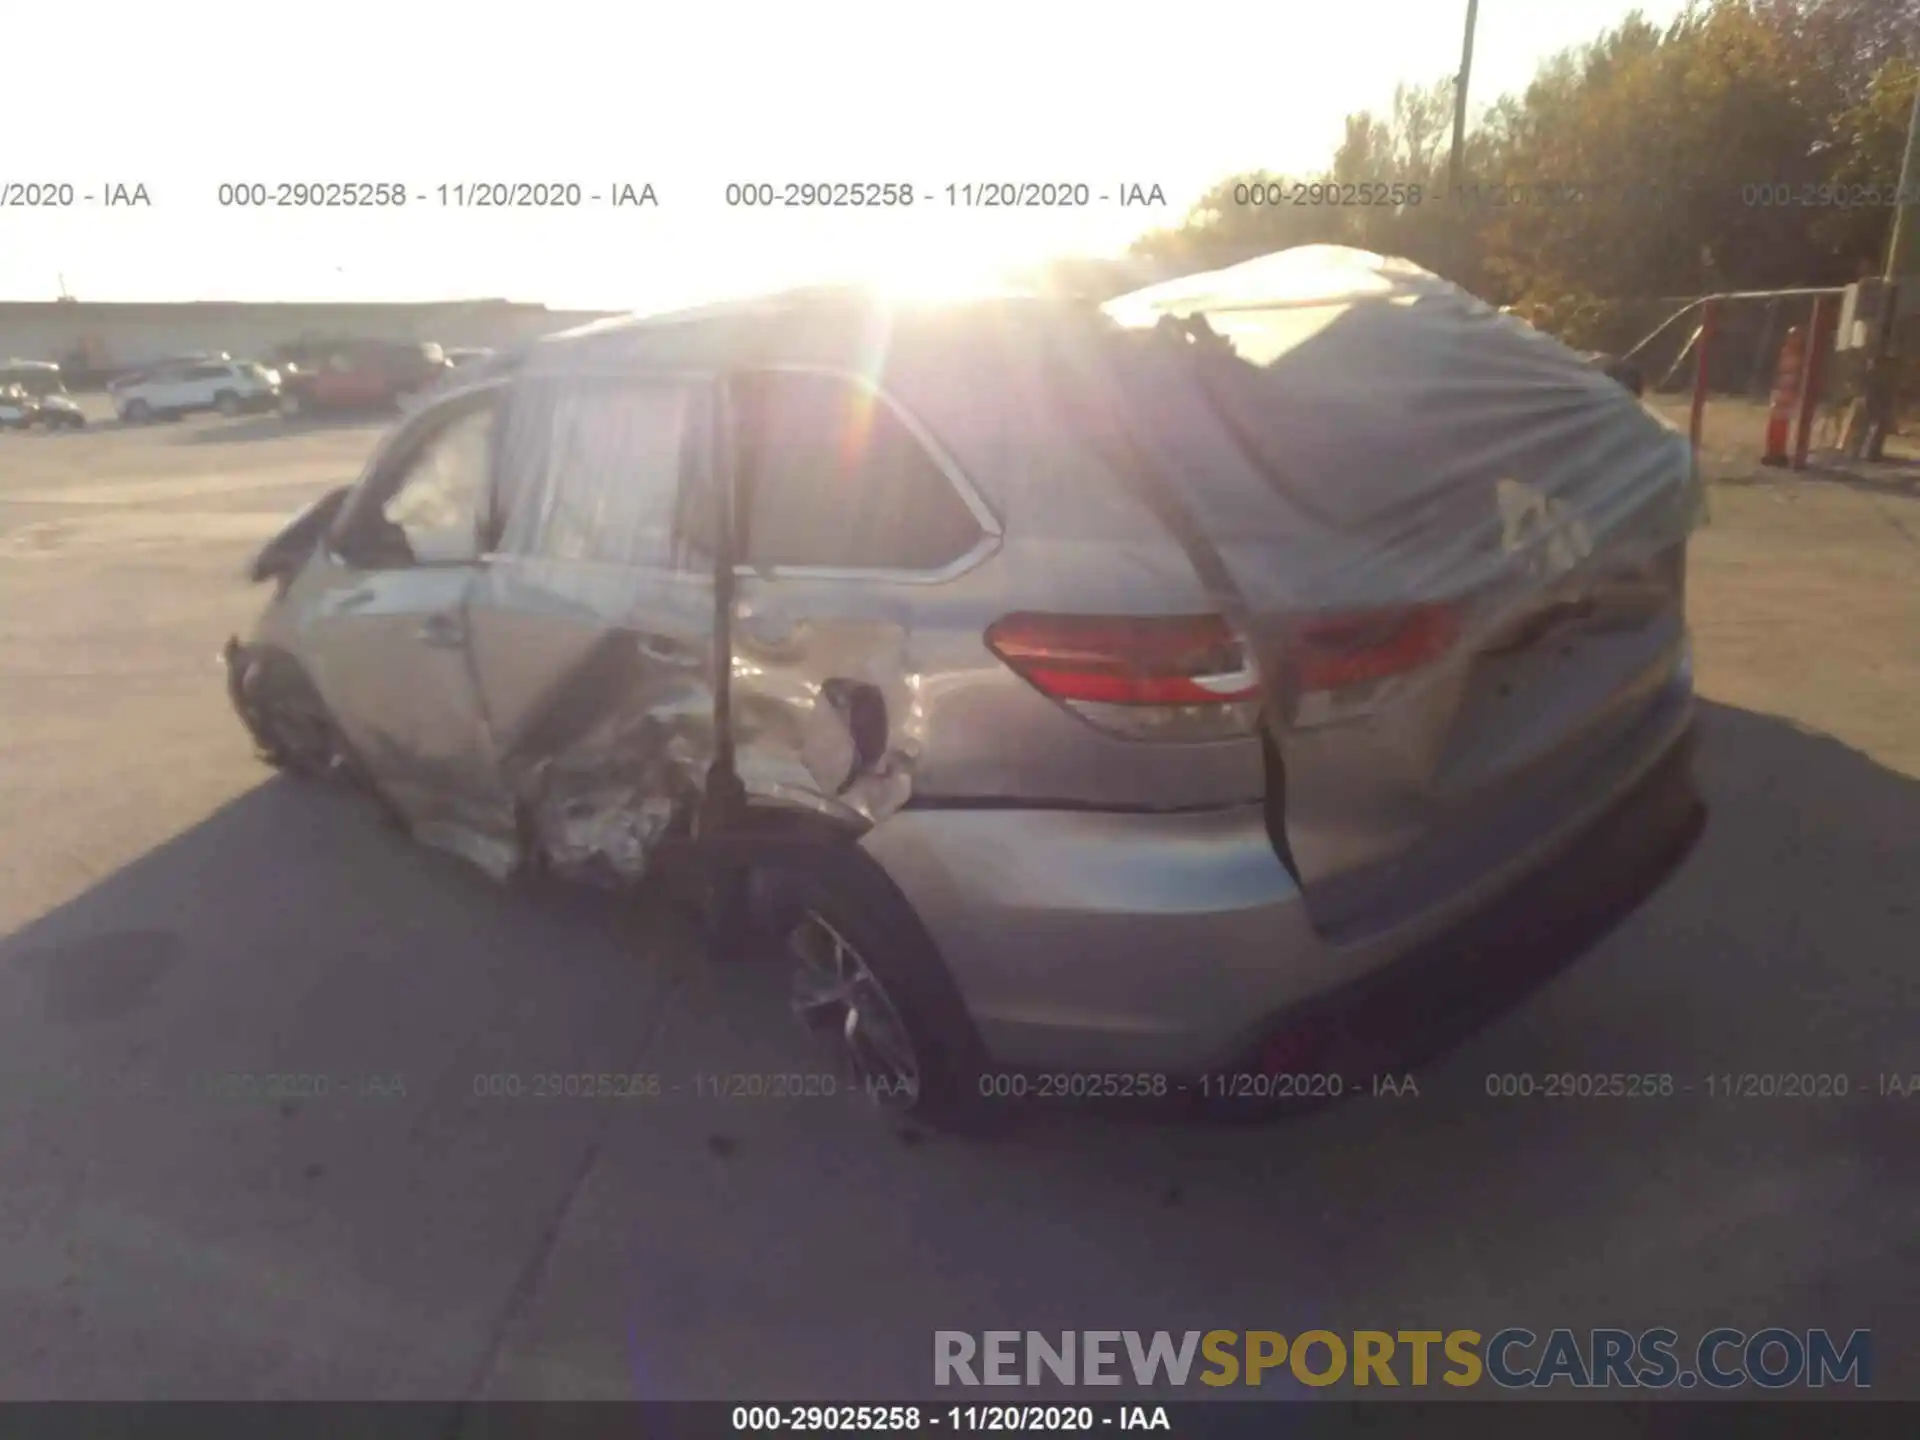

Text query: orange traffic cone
(1760, 326), (1805, 467)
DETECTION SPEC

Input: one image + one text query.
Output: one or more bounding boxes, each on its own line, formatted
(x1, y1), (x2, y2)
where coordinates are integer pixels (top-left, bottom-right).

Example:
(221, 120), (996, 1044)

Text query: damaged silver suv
(224, 248), (1706, 1129)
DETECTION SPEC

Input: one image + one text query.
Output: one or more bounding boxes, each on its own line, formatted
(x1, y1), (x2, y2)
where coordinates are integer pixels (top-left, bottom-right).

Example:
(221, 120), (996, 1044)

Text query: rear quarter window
(733, 370), (983, 573)
(884, 335), (1211, 545)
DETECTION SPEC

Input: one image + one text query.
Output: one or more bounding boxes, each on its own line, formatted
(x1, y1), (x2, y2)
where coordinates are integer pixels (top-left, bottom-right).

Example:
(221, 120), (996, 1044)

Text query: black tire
(229, 648), (337, 778)
(753, 847), (1002, 1135)
(123, 398), (151, 424)
(228, 647), (409, 828)
(280, 390), (304, 418)
(214, 390), (241, 416)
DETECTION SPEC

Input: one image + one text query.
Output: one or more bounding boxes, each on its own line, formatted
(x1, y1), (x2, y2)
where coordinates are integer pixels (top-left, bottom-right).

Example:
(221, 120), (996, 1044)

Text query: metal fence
(1620, 288), (1851, 470)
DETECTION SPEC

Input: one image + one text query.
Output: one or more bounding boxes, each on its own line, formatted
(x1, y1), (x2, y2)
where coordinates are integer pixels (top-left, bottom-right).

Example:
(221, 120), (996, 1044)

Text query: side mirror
(248, 485), (351, 583)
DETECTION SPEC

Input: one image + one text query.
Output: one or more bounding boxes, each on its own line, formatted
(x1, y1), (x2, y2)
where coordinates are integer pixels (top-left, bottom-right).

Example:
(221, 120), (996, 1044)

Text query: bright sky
(5, 0), (1690, 309)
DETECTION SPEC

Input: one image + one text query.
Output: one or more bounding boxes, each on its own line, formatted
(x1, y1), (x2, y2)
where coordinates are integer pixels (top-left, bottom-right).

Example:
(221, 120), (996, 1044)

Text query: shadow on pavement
(0, 772), (686, 1005)
(0, 700), (1916, 1397)
(4, 698), (1913, 1132)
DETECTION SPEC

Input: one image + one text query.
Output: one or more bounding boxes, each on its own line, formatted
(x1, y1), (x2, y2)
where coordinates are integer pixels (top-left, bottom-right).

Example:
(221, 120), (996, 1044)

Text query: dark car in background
(0, 367), (88, 428)
(0, 359), (69, 399)
(0, 384), (44, 429)
(279, 340), (453, 416)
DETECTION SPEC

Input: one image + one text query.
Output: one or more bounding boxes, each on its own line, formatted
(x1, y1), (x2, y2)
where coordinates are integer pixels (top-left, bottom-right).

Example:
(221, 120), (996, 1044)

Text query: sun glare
(851, 250), (1024, 301)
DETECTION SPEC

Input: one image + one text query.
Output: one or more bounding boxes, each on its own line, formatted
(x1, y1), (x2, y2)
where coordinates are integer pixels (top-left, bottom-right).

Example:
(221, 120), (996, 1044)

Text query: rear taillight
(1284, 602), (1461, 727)
(986, 613), (1262, 741)
(1288, 604), (1460, 691)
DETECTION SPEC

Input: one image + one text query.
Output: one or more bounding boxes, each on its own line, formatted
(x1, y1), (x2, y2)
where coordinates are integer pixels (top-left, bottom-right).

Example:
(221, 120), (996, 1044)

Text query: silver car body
(232, 248), (1702, 1074)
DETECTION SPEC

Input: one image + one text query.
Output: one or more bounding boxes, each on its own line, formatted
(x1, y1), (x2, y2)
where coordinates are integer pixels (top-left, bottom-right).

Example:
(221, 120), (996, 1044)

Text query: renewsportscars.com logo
(934, 1329), (1873, 1390)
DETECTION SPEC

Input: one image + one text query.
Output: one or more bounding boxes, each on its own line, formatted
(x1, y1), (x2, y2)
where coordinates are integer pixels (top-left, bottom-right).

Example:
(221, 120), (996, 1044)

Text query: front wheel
(123, 398), (151, 424)
(214, 390), (241, 416)
(279, 391), (304, 418)
(760, 850), (1001, 1134)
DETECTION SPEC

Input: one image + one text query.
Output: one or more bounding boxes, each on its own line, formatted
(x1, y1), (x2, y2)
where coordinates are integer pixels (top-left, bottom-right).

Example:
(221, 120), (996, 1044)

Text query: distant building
(0, 299), (622, 374)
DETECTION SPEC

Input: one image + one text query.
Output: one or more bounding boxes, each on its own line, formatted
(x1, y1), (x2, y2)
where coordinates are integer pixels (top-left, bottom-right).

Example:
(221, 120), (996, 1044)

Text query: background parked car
(0, 361), (86, 428)
(105, 353), (234, 399)
(0, 383), (83, 429)
(32, 390), (85, 429)
(112, 359), (280, 423)
(278, 341), (452, 416)
(0, 359), (69, 399)
(0, 384), (41, 429)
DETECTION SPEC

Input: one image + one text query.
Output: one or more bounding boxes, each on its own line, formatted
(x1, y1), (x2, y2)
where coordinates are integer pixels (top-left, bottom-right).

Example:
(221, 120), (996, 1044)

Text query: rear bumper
(862, 683), (1701, 1074)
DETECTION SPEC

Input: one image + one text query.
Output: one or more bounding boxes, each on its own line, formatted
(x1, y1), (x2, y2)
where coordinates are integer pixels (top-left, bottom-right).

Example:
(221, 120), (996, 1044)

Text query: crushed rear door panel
(466, 561), (716, 882)
(462, 373), (720, 883)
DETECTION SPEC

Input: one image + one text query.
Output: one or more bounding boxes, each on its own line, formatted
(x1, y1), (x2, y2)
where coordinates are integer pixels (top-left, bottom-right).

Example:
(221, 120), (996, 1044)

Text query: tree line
(1042, 0), (1918, 362)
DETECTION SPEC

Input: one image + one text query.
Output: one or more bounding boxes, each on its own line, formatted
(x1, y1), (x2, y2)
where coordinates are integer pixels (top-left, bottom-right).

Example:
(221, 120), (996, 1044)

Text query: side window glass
(736, 372), (981, 572)
(380, 406), (495, 563)
(496, 379), (703, 568)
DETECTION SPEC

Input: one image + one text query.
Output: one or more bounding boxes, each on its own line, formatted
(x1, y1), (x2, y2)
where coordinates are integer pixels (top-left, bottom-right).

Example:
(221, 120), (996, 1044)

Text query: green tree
(1132, 0), (1917, 315)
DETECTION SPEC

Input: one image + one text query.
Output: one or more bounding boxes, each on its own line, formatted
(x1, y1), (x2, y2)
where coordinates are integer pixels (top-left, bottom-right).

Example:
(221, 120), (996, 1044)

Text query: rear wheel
(123, 398), (151, 424)
(757, 849), (1001, 1134)
(214, 390), (241, 416)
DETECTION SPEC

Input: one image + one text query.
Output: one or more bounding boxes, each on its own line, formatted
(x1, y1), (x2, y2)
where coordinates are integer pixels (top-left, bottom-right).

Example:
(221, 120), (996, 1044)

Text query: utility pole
(1886, 74), (1920, 283)
(1854, 74), (1920, 459)
(1448, 0), (1481, 198)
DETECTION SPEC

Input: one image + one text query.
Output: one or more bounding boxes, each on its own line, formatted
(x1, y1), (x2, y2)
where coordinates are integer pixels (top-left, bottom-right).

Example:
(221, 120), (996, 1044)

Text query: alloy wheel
(787, 910), (922, 1109)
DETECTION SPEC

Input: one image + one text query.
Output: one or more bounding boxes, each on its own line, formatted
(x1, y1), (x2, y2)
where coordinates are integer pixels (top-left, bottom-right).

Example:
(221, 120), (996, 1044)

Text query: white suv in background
(112, 359), (281, 423)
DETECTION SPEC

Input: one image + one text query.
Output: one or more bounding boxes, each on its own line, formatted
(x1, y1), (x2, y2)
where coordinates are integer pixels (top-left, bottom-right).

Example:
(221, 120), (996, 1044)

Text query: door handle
(417, 612), (466, 647)
(334, 586), (378, 613)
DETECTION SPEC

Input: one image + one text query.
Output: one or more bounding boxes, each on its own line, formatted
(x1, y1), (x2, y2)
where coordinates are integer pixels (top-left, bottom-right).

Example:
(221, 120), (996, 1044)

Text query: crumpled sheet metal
(729, 610), (922, 828)
(482, 372), (919, 883)
(517, 709), (697, 886)
(1100, 245), (1704, 720)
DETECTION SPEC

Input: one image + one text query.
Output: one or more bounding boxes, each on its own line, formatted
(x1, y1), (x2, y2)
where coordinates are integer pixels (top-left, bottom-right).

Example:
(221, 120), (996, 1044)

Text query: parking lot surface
(1, 401), (1916, 1398)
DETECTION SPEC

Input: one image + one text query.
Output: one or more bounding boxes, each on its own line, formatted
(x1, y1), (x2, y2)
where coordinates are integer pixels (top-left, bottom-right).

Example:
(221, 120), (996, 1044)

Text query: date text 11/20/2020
(1484, 1072), (1920, 1099)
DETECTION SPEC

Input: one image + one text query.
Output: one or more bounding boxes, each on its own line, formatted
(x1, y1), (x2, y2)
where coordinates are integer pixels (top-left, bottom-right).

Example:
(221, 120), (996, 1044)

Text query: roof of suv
(523, 286), (1107, 378)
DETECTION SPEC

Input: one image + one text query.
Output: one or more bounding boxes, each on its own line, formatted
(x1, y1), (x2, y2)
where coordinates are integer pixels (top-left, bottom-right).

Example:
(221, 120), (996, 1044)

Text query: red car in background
(279, 341), (453, 416)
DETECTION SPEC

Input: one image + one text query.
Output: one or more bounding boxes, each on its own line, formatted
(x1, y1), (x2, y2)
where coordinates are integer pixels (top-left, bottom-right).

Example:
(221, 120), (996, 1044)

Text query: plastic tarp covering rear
(1099, 245), (1703, 719)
